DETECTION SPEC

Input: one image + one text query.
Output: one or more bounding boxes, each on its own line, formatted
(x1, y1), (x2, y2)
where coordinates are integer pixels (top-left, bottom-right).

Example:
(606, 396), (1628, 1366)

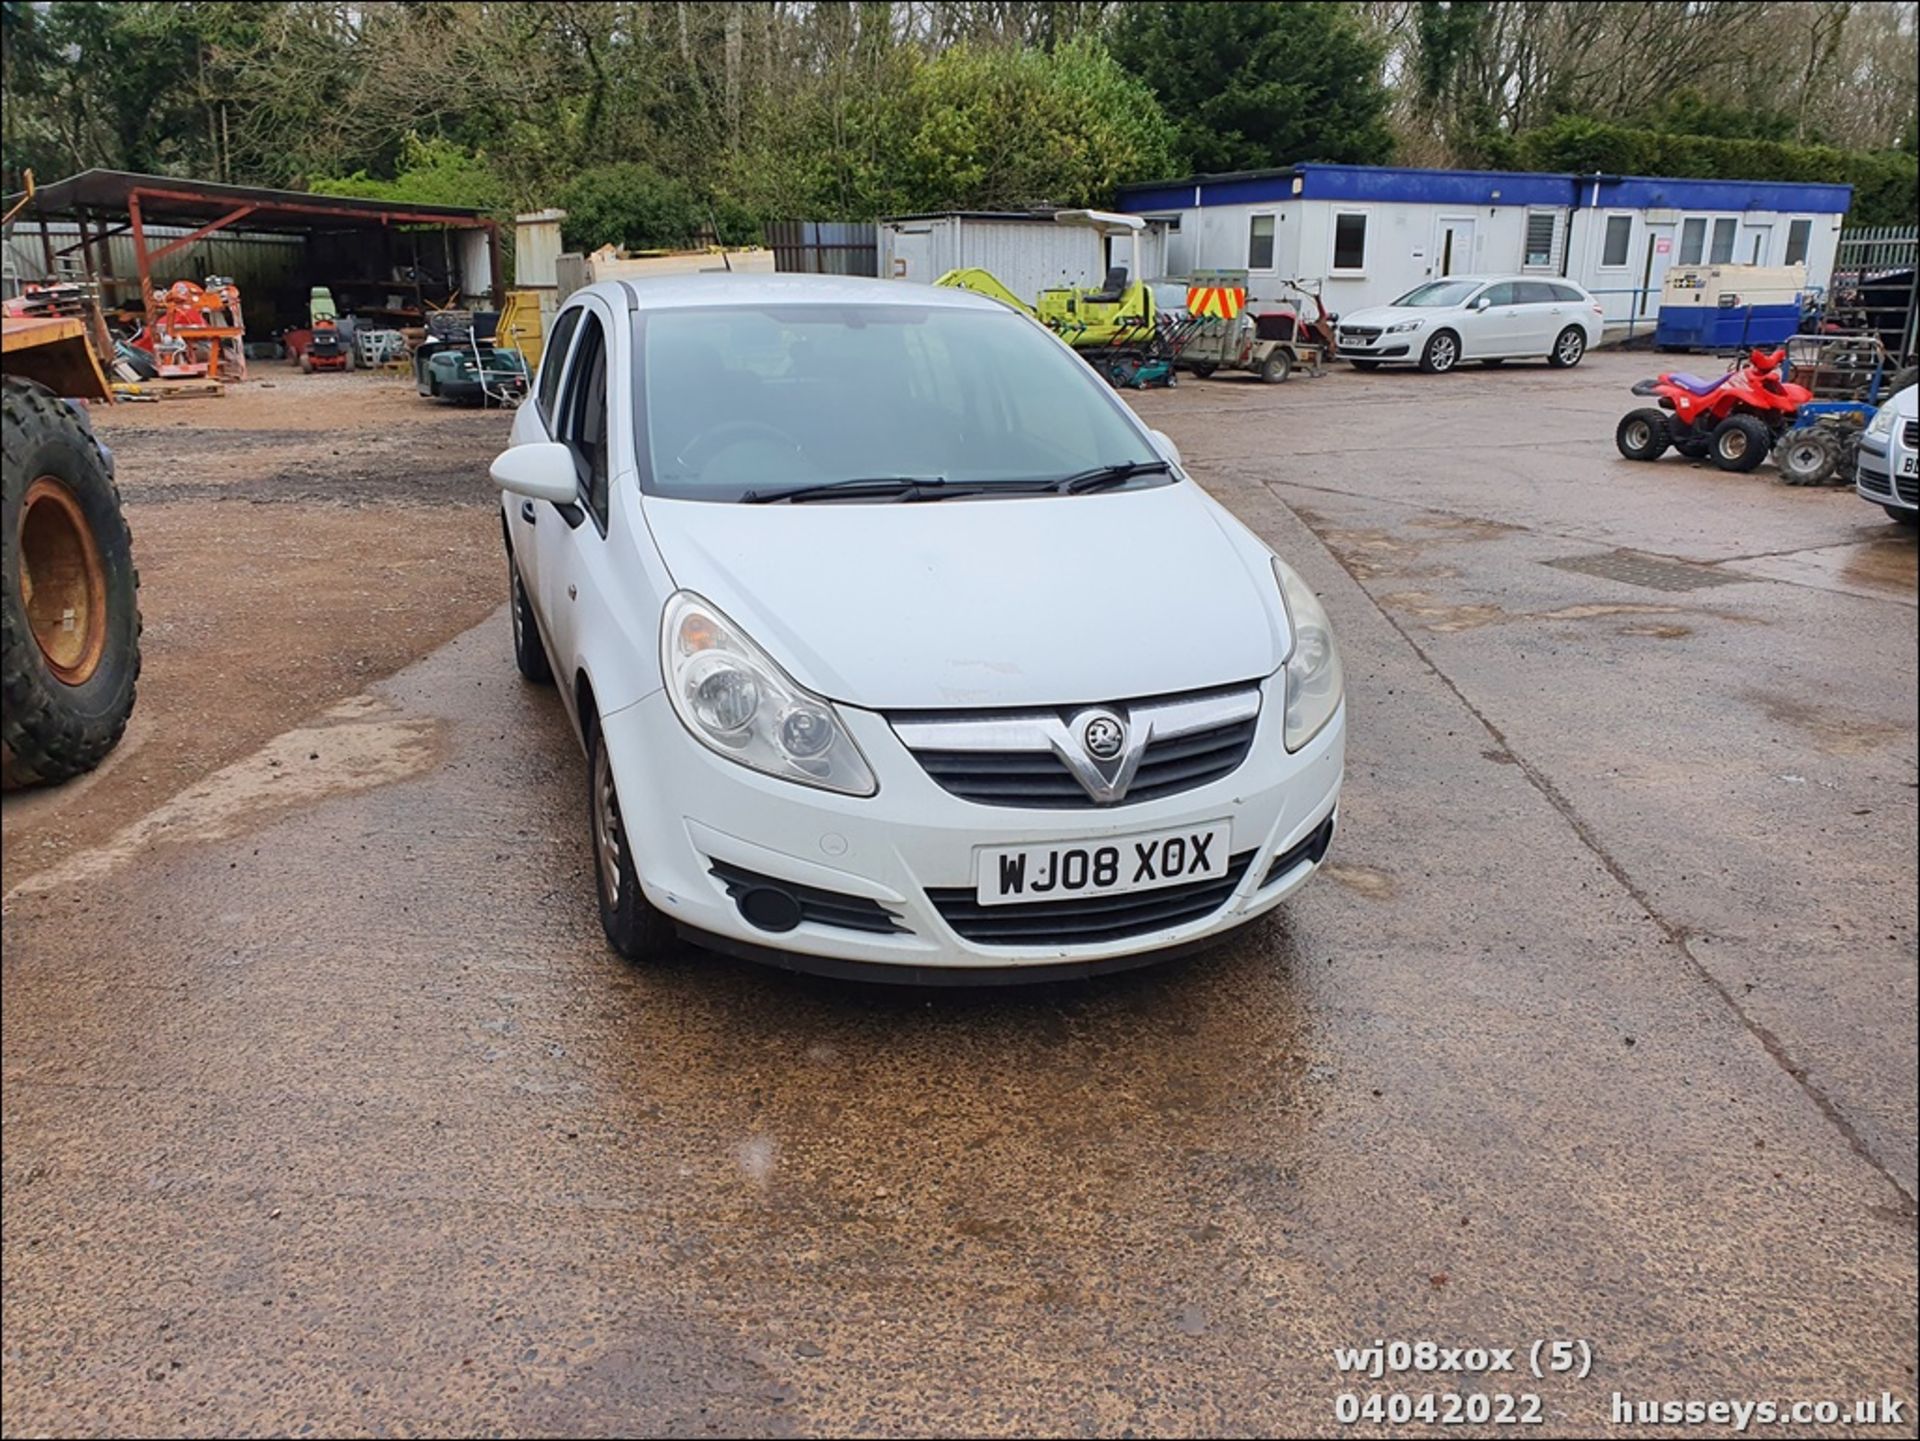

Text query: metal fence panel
(765, 220), (878, 277)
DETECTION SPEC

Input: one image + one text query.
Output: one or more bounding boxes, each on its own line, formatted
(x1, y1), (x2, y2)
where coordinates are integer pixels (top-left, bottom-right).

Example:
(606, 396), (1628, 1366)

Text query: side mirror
(1473, 296), (1492, 311)
(1149, 428), (1183, 470)
(491, 441), (578, 504)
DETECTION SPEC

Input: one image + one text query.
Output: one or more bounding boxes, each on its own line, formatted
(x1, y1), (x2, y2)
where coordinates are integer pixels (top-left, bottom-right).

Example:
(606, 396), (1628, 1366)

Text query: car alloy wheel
(1556, 330), (1585, 365)
(1425, 333), (1458, 372)
(593, 740), (625, 910)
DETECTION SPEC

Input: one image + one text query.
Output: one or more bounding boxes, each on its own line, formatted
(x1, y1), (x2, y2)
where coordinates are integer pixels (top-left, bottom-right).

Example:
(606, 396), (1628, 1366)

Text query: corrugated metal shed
(877, 214), (1170, 300)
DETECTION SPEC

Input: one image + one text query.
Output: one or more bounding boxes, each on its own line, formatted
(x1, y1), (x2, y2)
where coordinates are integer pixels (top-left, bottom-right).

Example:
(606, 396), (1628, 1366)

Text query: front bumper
(1856, 435), (1918, 512)
(599, 673), (1344, 974)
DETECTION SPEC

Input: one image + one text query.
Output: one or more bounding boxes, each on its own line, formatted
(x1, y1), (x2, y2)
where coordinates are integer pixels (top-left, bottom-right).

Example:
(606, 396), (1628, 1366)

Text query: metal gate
(1827, 224), (1918, 365)
(764, 221), (878, 278)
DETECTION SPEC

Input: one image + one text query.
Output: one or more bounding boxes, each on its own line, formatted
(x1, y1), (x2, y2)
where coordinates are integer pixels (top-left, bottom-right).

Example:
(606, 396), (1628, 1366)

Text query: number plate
(976, 822), (1231, 906)
(1899, 453), (1917, 477)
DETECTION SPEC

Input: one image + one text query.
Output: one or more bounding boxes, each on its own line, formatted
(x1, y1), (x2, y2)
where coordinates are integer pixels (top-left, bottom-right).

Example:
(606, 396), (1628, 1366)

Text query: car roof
(1417, 274), (1588, 287)
(571, 272), (1008, 314)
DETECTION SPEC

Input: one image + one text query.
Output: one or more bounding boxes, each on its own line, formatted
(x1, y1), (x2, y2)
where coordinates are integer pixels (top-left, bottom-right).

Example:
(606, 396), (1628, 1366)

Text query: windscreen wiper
(1051, 459), (1173, 494)
(741, 476), (952, 504)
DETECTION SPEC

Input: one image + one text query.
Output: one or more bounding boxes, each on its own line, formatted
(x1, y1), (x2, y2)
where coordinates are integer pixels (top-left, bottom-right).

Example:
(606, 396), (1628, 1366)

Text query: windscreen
(1390, 281), (1479, 307)
(639, 303), (1160, 500)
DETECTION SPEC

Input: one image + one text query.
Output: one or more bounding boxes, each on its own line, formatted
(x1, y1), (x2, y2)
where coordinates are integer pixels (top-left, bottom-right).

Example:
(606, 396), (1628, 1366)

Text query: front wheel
(1710, 415), (1771, 473)
(1419, 330), (1460, 374)
(509, 558), (553, 684)
(1615, 409), (1671, 461)
(1260, 349), (1292, 384)
(1548, 327), (1587, 368)
(588, 717), (670, 962)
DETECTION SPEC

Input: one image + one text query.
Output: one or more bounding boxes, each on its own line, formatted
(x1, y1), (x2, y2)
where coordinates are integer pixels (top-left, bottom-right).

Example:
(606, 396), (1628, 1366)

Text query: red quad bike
(1615, 347), (1811, 473)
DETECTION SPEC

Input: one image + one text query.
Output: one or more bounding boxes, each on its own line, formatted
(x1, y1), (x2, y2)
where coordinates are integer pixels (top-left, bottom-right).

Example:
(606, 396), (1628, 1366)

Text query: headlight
(1864, 405), (1897, 439)
(1385, 319), (1424, 333)
(1272, 559), (1344, 751)
(661, 592), (877, 796)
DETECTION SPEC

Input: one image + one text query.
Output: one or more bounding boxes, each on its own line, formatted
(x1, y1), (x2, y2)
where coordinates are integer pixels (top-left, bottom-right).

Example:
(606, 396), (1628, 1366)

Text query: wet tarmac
(4, 352), (1915, 1435)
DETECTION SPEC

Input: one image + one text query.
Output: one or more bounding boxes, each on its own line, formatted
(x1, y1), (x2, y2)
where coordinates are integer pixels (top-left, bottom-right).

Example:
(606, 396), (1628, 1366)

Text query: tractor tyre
(1709, 415), (1771, 473)
(1, 379), (142, 787)
(1260, 349), (1293, 384)
(1419, 330), (1461, 374)
(1615, 409), (1671, 461)
(299, 352), (314, 374)
(1775, 428), (1839, 486)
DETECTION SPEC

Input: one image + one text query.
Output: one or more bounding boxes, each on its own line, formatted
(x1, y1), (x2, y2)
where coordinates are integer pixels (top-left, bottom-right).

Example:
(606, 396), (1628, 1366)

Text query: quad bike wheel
(1615, 409), (1671, 461)
(1775, 428), (1841, 486)
(2, 378), (142, 787)
(1709, 415), (1771, 473)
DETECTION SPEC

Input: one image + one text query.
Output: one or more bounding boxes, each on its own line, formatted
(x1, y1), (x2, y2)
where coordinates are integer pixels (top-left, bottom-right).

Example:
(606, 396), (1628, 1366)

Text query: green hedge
(1479, 117), (1917, 227)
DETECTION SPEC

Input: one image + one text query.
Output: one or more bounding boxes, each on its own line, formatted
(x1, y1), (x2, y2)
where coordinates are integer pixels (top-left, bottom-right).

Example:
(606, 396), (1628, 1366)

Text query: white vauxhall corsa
(1337, 275), (1605, 373)
(493, 275), (1345, 982)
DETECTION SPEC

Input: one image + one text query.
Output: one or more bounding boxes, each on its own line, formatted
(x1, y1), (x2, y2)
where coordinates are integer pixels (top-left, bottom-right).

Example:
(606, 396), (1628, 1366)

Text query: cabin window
(1601, 215), (1633, 268)
(1332, 212), (1368, 272)
(1709, 217), (1737, 264)
(1248, 214), (1276, 271)
(1524, 210), (1557, 267)
(1679, 218), (1707, 266)
(1785, 218), (1812, 267)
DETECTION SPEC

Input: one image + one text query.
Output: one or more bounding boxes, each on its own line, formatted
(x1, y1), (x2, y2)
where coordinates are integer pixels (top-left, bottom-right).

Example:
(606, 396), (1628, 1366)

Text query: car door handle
(520, 501), (537, 524)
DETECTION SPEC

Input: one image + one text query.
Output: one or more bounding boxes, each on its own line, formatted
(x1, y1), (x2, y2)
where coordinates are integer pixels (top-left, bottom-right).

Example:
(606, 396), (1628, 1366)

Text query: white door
(1638, 223), (1676, 320)
(536, 297), (616, 690)
(889, 226), (934, 283)
(1434, 217), (1477, 278)
(1469, 280), (1527, 355)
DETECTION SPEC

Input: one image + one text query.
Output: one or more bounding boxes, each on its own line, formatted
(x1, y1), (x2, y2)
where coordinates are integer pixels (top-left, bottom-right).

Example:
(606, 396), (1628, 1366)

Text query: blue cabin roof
(1116, 162), (1852, 217)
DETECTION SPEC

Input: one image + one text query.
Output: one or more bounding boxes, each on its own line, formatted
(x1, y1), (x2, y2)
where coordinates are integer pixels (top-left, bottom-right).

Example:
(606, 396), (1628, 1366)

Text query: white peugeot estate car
(493, 275), (1344, 981)
(1337, 275), (1604, 373)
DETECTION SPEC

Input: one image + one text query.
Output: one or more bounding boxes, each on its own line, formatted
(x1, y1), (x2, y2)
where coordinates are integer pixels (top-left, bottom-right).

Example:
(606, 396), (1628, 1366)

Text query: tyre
(1775, 428), (1839, 486)
(509, 558), (553, 684)
(1884, 505), (1918, 528)
(299, 352), (313, 374)
(587, 714), (670, 962)
(1188, 362), (1217, 379)
(343, 347), (355, 372)
(1479, 358), (1506, 368)
(1347, 358), (1381, 372)
(1, 379), (142, 787)
(1709, 414), (1770, 473)
(1615, 408), (1671, 461)
(1260, 349), (1292, 384)
(1548, 326), (1587, 368)
(1419, 330), (1461, 373)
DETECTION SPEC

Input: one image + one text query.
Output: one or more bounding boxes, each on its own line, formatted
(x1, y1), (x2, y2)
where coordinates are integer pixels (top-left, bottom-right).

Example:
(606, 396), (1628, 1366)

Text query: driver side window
(558, 312), (611, 531)
(1478, 282), (1517, 307)
(537, 308), (582, 429)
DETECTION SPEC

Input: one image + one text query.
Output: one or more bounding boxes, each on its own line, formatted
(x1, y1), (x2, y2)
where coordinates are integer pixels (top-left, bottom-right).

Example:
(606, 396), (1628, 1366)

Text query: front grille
(1902, 420), (1917, 449)
(1260, 814), (1336, 888)
(892, 685), (1261, 809)
(1898, 471), (1919, 506)
(708, 860), (908, 934)
(1340, 325), (1382, 340)
(927, 852), (1254, 947)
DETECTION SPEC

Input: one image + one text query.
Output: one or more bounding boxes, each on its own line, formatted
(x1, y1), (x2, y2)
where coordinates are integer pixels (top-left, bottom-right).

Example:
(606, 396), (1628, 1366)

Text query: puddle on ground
(1323, 864), (1397, 900)
(1744, 689), (1912, 756)
(1839, 535), (1919, 595)
(4, 696), (444, 900)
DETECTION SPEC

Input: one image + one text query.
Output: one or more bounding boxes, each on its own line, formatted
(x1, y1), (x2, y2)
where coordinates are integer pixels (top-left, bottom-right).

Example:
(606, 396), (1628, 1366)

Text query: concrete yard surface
(3, 350), (1915, 1437)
